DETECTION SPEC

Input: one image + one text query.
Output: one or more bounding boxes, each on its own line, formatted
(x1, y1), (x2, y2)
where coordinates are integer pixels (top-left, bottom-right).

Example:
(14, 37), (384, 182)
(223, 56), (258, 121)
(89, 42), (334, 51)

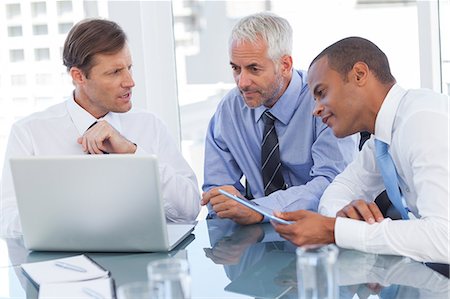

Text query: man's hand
(272, 210), (336, 246)
(336, 199), (384, 224)
(204, 225), (263, 265)
(77, 120), (137, 154)
(201, 186), (263, 225)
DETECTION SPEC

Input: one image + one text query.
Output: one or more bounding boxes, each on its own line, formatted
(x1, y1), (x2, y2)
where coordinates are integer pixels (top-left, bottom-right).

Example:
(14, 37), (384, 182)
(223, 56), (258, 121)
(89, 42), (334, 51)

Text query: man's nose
(122, 70), (135, 88)
(237, 71), (251, 90)
(312, 101), (324, 117)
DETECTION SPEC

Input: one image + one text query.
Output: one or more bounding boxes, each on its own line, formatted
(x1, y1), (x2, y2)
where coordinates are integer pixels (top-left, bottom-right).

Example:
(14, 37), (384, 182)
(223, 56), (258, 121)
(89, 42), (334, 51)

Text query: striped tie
(261, 111), (285, 196)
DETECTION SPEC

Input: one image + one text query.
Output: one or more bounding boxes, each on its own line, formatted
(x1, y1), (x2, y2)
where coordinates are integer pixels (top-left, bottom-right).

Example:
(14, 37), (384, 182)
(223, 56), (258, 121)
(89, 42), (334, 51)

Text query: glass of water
(116, 281), (152, 299)
(147, 258), (191, 299)
(296, 244), (339, 299)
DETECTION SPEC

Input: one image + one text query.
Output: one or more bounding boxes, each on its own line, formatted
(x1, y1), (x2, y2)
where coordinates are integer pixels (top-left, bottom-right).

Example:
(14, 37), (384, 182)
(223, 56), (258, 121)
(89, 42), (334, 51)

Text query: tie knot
(262, 111), (276, 126)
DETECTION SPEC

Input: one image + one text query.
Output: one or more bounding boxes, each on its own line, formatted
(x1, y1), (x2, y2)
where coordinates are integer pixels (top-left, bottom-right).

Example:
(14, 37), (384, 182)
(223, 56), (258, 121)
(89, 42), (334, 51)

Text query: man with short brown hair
(1, 19), (200, 236)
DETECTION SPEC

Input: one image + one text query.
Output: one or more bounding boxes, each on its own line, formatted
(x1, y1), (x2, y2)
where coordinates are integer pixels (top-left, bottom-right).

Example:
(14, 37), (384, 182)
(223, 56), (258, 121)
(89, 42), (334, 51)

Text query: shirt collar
(374, 84), (407, 145)
(255, 70), (304, 125)
(67, 94), (122, 136)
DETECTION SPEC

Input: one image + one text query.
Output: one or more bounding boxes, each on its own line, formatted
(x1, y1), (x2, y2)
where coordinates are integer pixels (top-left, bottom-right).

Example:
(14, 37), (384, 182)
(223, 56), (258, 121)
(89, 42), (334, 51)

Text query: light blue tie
(374, 139), (409, 220)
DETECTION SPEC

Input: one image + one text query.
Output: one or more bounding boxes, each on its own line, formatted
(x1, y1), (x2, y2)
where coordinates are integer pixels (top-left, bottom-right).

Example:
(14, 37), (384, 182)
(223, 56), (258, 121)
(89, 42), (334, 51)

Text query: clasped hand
(77, 120), (137, 154)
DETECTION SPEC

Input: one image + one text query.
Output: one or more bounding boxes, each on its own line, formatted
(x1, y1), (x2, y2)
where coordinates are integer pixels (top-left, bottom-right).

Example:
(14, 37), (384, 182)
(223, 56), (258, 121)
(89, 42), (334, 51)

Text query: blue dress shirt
(203, 70), (357, 216)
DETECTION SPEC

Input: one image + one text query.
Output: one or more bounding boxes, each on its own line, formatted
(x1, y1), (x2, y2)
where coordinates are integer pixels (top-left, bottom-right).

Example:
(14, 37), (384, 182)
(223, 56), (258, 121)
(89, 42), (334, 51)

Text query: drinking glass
(296, 244), (339, 299)
(116, 281), (151, 299)
(147, 258), (191, 299)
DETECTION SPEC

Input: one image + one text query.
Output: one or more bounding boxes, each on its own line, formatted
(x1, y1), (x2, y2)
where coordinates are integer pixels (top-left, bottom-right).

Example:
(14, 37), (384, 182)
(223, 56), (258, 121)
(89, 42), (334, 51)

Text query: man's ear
(351, 62), (369, 85)
(69, 67), (86, 85)
(279, 55), (293, 77)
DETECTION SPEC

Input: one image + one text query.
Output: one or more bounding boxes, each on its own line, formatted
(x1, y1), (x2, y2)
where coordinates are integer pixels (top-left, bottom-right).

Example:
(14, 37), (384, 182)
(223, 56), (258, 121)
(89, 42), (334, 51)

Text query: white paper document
(21, 254), (109, 286)
(39, 277), (114, 299)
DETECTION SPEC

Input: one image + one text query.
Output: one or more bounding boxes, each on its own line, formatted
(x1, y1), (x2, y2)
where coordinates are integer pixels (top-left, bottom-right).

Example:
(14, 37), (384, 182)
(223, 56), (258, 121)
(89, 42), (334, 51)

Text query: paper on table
(21, 254), (109, 286)
(39, 277), (114, 299)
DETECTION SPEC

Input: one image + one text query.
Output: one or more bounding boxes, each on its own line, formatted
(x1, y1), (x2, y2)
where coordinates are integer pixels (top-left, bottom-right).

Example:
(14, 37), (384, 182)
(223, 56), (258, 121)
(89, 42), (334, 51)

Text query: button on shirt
(319, 84), (449, 263)
(1, 98), (200, 236)
(203, 70), (358, 215)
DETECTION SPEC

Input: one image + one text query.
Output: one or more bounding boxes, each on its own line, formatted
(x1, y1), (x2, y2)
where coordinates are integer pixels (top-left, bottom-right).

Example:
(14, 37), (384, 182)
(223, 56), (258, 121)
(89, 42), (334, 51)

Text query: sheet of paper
(21, 254), (109, 285)
(39, 277), (114, 299)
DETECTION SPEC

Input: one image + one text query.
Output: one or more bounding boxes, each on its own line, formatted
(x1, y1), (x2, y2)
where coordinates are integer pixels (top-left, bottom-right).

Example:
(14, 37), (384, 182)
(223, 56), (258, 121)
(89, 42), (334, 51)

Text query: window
(84, 0), (99, 17)
(439, 0), (449, 95)
(9, 49), (24, 62)
(173, 0), (422, 186)
(7, 26), (22, 37)
(34, 48), (50, 61)
(57, 0), (73, 16)
(11, 75), (26, 86)
(32, 24), (48, 35)
(58, 22), (73, 34)
(0, 1), (107, 173)
(31, 1), (46, 18)
(6, 3), (20, 19)
(35, 73), (53, 85)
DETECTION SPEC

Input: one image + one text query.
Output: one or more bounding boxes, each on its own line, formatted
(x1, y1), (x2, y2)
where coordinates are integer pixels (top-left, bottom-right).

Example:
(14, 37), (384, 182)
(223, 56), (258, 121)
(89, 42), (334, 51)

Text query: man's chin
(332, 127), (352, 139)
(114, 103), (132, 113)
(243, 98), (262, 109)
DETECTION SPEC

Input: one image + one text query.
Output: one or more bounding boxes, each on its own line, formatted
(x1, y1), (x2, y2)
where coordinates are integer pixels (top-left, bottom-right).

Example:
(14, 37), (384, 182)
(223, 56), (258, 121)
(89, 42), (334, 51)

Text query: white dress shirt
(319, 84), (449, 263)
(1, 98), (200, 236)
(337, 250), (450, 299)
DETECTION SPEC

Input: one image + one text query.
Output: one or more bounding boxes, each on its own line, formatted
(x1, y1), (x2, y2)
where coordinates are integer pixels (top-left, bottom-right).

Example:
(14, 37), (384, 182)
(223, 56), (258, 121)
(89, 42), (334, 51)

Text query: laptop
(10, 155), (195, 252)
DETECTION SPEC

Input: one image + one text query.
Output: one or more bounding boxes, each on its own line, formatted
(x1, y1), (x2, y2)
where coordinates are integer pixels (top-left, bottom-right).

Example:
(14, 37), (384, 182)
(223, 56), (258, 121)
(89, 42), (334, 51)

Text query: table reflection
(204, 219), (449, 299)
(1, 220), (448, 299)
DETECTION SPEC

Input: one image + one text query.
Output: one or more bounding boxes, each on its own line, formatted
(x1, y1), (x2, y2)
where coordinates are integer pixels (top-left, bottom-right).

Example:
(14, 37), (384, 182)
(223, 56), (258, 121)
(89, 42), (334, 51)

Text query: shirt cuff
(335, 217), (366, 251)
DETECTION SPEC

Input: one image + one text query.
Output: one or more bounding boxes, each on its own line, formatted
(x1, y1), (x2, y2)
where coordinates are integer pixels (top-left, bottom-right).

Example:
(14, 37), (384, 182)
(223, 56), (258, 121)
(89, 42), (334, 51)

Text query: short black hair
(309, 36), (395, 84)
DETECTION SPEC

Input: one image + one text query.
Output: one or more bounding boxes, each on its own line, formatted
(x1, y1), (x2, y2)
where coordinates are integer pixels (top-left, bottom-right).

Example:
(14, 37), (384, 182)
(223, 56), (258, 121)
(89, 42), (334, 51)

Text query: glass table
(1, 219), (448, 298)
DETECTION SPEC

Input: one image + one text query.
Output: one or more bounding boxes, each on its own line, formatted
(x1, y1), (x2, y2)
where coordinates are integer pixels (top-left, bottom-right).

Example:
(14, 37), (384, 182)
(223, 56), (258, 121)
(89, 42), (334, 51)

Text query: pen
(82, 287), (105, 299)
(54, 261), (87, 273)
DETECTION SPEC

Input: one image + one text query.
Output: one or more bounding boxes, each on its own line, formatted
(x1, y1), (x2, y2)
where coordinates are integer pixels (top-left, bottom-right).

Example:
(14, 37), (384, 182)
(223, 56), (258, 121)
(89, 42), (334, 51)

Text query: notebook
(21, 254), (110, 286)
(10, 155), (195, 252)
(21, 254), (114, 298)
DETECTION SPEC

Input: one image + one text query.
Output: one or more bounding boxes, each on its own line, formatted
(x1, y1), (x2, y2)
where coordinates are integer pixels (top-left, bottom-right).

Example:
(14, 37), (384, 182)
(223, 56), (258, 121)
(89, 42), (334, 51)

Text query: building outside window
(6, 3), (21, 20)
(34, 48), (50, 61)
(31, 1), (47, 18)
(7, 26), (22, 37)
(173, 0), (427, 187)
(0, 0), (108, 171)
(0, 0), (447, 186)
(9, 49), (24, 63)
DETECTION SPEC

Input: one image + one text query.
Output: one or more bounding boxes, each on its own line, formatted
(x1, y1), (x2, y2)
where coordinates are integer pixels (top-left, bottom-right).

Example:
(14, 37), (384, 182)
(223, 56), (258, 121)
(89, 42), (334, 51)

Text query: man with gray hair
(201, 12), (357, 224)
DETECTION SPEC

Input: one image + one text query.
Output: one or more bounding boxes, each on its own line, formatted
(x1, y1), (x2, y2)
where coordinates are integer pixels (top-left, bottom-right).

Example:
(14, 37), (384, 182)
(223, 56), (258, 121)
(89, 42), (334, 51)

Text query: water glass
(296, 244), (339, 299)
(147, 258), (191, 299)
(117, 281), (152, 299)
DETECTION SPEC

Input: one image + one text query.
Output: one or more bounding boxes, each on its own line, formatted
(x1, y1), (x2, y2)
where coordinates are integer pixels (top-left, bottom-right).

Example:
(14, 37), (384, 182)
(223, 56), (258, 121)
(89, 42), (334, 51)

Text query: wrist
(325, 216), (336, 244)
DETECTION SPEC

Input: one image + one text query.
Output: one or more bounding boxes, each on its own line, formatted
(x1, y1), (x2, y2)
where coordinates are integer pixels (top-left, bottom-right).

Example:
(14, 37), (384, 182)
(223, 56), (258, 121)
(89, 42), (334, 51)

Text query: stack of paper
(21, 254), (114, 299)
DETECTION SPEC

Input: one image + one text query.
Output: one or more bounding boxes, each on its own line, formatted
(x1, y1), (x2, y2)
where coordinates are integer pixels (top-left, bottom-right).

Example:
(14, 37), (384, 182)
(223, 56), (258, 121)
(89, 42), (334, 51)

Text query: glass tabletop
(1, 219), (448, 298)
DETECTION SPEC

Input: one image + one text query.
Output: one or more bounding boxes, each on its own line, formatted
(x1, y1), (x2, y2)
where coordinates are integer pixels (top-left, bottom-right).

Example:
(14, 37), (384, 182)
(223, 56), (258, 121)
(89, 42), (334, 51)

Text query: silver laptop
(10, 155), (195, 252)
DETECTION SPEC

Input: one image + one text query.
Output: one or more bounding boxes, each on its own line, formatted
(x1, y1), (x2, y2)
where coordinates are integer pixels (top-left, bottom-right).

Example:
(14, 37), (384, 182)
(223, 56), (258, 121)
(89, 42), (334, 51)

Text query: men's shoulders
(402, 88), (449, 113)
(13, 100), (68, 128)
(395, 88), (448, 132)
